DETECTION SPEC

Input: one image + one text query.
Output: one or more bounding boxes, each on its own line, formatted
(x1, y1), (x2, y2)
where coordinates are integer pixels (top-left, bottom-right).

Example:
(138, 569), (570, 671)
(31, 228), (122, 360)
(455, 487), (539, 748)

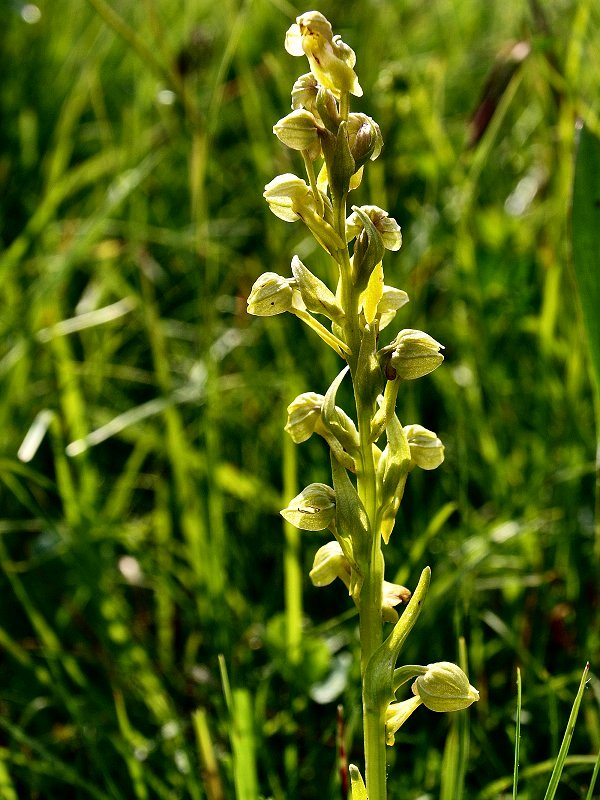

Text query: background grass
(1, 0), (599, 797)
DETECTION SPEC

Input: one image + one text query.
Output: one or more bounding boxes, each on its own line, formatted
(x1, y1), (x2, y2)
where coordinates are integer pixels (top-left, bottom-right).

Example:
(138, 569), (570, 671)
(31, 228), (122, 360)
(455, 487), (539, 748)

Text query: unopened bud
(280, 483), (336, 531)
(247, 272), (294, 316)
(380, 329), (444, 380)
(404, 424), (445, 470)
(291, 72), (319, 113)
(347, 113), (383, 168)
(411, 662), (480, 713)
(316, 86), (341, 133)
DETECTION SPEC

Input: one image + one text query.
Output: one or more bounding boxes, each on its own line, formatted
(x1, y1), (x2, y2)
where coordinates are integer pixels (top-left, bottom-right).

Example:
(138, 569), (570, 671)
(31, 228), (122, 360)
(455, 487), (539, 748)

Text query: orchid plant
(247, 11), (479, 798)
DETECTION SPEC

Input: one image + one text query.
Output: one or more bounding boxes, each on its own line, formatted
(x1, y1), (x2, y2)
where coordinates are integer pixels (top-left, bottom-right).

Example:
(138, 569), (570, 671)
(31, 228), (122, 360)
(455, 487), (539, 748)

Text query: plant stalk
(333, 182), (387, 799)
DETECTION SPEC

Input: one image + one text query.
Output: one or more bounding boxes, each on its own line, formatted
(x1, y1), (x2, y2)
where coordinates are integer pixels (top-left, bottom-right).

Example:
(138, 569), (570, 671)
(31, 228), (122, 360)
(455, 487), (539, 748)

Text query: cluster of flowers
(247, 10), (478, 770)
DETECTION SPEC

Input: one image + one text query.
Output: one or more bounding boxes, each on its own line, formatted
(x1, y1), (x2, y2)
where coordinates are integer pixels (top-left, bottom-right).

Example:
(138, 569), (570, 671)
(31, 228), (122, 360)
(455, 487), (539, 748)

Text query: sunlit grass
(0, 0), (599, 797)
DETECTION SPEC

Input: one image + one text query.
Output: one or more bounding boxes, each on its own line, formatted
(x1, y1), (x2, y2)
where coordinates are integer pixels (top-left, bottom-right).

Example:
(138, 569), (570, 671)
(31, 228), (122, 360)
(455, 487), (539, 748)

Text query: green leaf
(542, 663), (590, 800)
(572, 126), (600, 399)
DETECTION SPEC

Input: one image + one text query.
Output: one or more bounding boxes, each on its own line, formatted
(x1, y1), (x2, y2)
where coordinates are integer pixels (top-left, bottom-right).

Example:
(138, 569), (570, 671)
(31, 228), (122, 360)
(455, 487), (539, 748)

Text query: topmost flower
(285, 11), (363, 98)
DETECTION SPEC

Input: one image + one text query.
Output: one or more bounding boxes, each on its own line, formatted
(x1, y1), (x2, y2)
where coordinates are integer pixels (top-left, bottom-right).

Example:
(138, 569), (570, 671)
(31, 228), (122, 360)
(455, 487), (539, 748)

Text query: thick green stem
(357, 401), (387, 800)
(333, 180), (387, 800)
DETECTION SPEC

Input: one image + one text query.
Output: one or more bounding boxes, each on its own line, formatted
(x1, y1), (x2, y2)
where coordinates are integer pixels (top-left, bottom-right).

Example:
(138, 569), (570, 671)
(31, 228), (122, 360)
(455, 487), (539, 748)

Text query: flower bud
(273, 109), (322, 160)
(411, 662), (480, 713)
(285, 11), (363, 98)
(309, 541), (351, 587)
(380, 329), (444, 380)
(349, 206), (385, 292)
(284, 392), (324, 443)
(347, 114), (383, 167)
(247, 272), (294, 316)
(291, 72), (319, 113)
(315, 86), (340, 133)
(280, 483), (336, 531)
(263, 173), (317, 222)
(346, 205), (402, 251)
(403, 424), (445, 470)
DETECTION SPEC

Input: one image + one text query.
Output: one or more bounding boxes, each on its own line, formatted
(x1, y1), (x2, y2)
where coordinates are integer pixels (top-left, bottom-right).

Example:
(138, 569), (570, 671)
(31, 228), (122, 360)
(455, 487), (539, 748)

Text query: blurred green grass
(0, 0), (599, 797)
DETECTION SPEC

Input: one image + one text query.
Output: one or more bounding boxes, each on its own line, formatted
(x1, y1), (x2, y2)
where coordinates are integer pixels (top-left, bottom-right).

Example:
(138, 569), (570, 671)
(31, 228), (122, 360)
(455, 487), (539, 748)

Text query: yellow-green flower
(280, 483), (336, 531)
(385, 697), (422, 745)
(273, 109), (323, 160)
(346, 205), (402, 251)
(309, 540), (351, 587)
(403, 424), (445, 470)
(263, 173), (317, 222)
(412, 662), (480, 712)
(285, 11), (363, 98)
(247, 272), (294, 316)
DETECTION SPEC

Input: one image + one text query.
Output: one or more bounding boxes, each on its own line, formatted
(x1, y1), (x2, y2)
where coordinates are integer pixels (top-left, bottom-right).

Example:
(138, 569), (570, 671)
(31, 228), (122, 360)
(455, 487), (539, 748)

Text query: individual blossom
(280, 483), (336, 531)
(309, 540), (351, 587)
(378, 286), (410, 330)
(247, 272), (294, 316)
(285, 11), (363, 98)
(403, 424), (445, 470)
(379, 329), (444, 381)
(284, 392), (324, 443)
(411, 662), (480, 713)
(263, 173), (318, 222)
(385, 696), (423, 745)
(273, 109), (323, 160)
(346, 205), (402, 251)
(382, 580), (412, 623)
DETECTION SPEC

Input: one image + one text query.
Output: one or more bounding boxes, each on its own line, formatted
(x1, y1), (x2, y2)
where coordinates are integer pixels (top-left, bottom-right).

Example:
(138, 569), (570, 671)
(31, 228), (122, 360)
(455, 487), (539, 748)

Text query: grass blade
(584, 745), (600, 800)
(572, 125), (600, 398)
(513, 667), (522, 800)
(542, 662), (590, 800)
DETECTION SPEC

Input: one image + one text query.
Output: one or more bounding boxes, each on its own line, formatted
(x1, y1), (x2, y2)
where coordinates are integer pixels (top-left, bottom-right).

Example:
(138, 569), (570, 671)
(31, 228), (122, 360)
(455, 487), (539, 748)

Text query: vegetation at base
(0, 0), (599, 797)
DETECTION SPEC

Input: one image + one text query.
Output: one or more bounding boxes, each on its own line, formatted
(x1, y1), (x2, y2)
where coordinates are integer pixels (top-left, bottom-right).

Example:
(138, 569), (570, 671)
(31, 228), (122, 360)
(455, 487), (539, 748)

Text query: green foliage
(0, 0), (599, 798)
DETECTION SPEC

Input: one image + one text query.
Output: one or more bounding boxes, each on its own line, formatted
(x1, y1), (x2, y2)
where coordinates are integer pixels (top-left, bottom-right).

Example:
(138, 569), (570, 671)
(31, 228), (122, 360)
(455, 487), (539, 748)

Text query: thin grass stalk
(513, 667), (522, 800)
(193, 708), (225, 800)
(542, 663), (591, 800)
